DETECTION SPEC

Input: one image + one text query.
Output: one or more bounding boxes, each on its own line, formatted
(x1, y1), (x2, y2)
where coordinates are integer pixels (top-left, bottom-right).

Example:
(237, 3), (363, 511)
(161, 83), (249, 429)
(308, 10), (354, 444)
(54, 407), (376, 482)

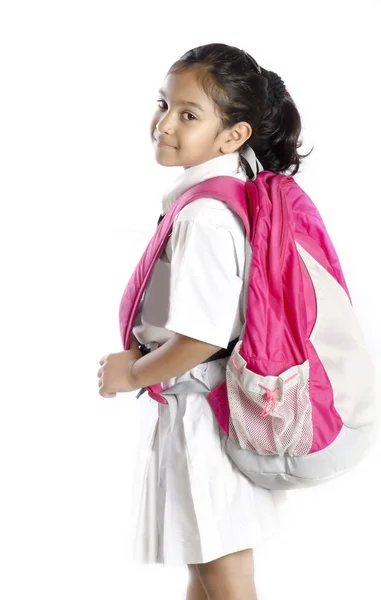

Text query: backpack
(119, 170), (377, 490)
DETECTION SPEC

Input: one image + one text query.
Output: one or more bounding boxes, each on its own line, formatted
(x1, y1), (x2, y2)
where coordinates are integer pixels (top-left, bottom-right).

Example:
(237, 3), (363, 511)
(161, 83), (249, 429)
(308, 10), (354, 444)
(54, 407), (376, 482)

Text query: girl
(98, 43), (311, 600)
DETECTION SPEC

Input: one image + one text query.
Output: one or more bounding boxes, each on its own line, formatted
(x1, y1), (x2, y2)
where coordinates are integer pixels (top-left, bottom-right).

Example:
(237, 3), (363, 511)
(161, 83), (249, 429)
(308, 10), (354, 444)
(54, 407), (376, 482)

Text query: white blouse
(132, 151), (251, 386)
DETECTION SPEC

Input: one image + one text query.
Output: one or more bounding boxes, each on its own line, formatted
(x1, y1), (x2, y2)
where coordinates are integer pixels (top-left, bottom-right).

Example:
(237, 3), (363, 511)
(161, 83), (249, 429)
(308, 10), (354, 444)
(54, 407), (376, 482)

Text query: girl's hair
(168, 43), (313, 176)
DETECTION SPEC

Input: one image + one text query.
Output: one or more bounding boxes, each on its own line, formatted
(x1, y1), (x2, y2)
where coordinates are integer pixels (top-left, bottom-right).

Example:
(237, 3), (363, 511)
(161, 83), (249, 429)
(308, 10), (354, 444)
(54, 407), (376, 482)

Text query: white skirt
(128, 362), (287, 566)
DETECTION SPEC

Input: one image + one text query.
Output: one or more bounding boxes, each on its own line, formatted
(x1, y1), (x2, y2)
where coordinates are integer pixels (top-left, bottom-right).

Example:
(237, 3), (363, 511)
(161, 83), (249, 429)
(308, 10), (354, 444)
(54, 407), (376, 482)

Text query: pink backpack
(119, 171), (376, 490)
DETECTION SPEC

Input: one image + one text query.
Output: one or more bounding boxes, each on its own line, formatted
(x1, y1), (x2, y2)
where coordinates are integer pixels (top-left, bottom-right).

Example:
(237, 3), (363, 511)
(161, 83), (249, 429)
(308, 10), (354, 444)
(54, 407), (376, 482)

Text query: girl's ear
(220, 121), (252, 154)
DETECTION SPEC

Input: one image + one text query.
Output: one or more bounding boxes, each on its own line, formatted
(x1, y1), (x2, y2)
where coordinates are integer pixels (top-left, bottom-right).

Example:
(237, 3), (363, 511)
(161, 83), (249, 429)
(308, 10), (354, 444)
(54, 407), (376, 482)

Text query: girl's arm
(130, 334), (222, 389)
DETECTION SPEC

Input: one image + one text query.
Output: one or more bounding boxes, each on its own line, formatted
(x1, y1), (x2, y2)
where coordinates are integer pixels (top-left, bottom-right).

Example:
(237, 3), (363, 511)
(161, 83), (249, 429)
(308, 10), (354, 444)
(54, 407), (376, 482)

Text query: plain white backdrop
(1, 1), (380, 598)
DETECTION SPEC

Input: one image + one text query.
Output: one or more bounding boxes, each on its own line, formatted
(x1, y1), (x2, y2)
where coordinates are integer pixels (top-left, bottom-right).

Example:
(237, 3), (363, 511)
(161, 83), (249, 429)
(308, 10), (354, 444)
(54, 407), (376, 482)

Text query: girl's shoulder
(174, 196), (244, 235)
(173, 168), (248, 230)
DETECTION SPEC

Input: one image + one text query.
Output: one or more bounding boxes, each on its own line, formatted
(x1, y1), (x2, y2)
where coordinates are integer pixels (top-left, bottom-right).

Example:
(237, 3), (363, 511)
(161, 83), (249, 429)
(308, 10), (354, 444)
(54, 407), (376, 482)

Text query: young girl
(98, 42), (311, 600)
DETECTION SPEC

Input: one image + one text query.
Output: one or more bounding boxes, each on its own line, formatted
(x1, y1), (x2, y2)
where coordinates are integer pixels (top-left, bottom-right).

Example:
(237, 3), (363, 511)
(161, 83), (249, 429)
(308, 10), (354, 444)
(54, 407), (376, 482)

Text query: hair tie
(266, 71), (286, 108)
(241, 51), (286, 109)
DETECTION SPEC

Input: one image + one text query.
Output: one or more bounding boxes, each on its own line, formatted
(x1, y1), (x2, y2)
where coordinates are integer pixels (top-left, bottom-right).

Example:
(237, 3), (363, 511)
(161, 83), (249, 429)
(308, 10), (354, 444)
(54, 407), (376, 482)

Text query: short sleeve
(163, 219), (243, 348)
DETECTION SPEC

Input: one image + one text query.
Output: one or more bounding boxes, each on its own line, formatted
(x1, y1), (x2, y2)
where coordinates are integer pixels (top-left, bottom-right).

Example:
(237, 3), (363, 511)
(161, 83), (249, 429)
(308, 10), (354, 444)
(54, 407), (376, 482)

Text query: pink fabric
(119, 176), (249, 352)
(119, 170), (346, 453)
(288, 181), (351, 300)
(119, 177), (249, 406)
(238, 172), (344, 452)
(257, 383), (280, 418)
(240, 173), (307, 372)
(207, 382), (230, 435)
(146, 383), (168, 405)
(306, 340), (343, 452)
(205, 173), (345, 452)
(298, 253), (317, 338)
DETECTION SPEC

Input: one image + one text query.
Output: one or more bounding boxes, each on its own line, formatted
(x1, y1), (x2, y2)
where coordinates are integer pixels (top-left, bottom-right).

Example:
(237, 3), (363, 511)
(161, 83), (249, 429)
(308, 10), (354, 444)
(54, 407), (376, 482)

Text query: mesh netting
(226, 361), (313, 456)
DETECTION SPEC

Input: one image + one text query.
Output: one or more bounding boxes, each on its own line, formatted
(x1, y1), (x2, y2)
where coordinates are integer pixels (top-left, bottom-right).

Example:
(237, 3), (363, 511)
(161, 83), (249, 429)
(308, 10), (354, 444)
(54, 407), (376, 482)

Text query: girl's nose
(156, 113), (175, 135)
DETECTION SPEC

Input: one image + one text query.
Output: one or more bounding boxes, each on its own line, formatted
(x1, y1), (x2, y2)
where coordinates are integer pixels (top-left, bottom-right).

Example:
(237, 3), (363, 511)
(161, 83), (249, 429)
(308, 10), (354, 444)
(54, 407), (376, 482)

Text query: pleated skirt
(128, 370), (286, 566)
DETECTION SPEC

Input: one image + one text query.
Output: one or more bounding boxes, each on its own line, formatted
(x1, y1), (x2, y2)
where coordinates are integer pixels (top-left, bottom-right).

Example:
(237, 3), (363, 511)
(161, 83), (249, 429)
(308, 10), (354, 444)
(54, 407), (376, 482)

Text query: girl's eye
(183, 112), (196, 121)
(156, 100), (197, 121)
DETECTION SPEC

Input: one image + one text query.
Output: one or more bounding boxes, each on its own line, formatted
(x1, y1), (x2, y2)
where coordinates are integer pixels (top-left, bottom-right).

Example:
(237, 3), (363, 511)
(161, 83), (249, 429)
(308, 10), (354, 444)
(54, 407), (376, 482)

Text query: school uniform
(129, 151), (286, 566)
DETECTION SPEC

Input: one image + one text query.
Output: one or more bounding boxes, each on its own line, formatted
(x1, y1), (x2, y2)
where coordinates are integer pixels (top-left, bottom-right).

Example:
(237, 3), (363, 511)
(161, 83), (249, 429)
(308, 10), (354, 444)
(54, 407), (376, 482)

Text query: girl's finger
(100, 390), (116, 398)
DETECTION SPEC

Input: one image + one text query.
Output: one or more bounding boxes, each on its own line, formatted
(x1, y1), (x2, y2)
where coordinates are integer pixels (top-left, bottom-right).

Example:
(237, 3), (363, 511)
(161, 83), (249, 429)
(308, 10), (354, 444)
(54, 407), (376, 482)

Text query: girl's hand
(97, 337), (142, 398)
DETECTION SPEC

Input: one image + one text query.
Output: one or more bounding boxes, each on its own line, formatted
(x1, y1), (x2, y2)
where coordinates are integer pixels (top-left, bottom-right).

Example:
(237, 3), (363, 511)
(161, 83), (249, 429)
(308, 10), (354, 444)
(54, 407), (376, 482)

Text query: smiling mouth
(154, 138), (176, 149)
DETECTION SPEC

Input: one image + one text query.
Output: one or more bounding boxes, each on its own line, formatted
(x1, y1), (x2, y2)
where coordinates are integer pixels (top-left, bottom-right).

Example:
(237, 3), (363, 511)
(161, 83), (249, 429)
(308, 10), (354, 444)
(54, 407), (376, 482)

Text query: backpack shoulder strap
(171, 176), (251, 237)
(119, 176), (249, 350)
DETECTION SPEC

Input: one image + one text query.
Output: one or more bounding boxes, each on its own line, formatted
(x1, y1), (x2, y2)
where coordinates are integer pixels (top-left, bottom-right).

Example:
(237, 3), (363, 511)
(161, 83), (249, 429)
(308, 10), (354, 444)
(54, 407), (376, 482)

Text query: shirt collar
(161, 152), (244, 215)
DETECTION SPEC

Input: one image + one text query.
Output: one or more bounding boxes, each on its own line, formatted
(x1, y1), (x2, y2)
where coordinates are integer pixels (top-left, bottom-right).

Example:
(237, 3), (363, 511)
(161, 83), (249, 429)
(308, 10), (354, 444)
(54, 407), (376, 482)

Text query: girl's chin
(153, 151), (182, 167)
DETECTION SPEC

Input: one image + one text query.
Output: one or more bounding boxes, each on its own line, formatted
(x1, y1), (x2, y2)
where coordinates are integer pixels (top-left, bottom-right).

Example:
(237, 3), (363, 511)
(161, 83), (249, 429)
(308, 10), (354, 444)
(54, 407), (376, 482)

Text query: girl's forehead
(159, 70), (213, 108)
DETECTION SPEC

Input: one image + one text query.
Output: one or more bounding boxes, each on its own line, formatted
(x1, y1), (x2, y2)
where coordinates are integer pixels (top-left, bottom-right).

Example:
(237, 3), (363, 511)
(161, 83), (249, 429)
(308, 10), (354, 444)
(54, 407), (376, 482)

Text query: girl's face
(150, 69), (251, 168)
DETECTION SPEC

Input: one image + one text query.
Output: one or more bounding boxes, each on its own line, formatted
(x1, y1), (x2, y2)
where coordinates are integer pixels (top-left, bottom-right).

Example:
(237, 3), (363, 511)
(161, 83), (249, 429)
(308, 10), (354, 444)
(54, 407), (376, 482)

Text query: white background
(1, 1), (380, 599)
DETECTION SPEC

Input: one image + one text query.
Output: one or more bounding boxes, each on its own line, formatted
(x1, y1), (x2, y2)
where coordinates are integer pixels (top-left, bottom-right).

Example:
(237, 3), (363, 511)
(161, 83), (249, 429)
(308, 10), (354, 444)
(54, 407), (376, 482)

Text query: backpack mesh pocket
(226, 347), (313, 456)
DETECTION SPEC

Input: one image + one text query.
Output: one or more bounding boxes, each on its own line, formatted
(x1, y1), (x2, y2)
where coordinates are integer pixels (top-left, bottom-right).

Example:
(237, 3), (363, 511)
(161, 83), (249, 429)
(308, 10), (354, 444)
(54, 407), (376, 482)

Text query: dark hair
(168, 43), (313, 176)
